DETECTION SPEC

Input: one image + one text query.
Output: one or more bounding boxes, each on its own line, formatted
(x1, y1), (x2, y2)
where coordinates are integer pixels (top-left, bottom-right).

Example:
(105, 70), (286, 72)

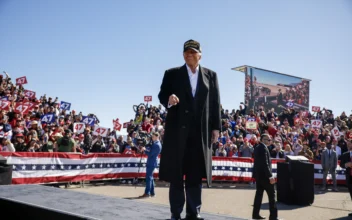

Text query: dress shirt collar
(186, 64), (199, 76)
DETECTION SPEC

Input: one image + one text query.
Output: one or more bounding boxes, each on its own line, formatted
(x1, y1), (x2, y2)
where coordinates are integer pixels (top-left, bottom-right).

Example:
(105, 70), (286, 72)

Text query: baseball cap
(183, 39), (201, 53)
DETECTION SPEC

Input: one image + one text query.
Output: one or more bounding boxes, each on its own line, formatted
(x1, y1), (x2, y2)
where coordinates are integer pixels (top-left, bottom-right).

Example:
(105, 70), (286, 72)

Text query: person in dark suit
(158, 39), (221, 220)
(252, 133), (280, 220)
(139, 132), (162, 198)
(339, 139), (352, 217)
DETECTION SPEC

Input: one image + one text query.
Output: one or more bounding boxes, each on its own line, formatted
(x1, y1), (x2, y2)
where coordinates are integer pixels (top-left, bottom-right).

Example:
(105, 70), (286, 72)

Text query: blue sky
(0, 0), (351, 133)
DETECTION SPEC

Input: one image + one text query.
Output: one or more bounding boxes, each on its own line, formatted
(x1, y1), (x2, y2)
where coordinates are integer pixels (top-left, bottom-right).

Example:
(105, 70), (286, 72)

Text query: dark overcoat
(158, 64), (221, 187)
(339, 151), (352, 199)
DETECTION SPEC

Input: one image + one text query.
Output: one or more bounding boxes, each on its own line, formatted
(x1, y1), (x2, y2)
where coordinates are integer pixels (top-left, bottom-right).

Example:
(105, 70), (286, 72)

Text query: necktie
(329, 150), (330, 158)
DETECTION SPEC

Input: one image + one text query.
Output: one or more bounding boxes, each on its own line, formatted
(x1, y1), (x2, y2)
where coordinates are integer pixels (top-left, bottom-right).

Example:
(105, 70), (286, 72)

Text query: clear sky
(0, 0), (351, 133)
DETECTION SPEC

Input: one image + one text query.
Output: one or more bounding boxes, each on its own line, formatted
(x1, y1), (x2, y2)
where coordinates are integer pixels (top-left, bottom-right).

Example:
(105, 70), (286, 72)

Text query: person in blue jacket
(139, 132), (162, 198)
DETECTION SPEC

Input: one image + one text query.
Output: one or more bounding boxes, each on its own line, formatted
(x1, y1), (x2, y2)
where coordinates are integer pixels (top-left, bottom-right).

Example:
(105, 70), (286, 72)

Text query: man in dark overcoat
(158, 39), (221, 220)
(252, 133), (280, 220)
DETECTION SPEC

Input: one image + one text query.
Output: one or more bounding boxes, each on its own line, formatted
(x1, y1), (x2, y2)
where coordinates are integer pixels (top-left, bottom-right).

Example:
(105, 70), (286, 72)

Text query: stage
(0, 184), (245, 220)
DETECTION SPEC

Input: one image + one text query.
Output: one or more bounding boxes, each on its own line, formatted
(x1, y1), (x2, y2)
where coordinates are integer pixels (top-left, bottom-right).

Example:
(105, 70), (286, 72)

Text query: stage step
(0, 185), (245, 220)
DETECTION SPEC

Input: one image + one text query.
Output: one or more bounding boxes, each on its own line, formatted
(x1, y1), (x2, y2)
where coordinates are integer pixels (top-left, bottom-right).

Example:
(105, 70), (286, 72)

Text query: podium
(0, 155), (12, 185)
(277, 155), (314, 205)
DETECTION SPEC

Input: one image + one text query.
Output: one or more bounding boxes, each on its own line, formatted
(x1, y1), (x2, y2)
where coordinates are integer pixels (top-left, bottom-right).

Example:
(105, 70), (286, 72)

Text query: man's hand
(141, 147), (146, 152)
(346, 162), (352, 168)
(269, 177), (276, 185)
(168, 94), (179, 106)
(211, 130), (219, 144)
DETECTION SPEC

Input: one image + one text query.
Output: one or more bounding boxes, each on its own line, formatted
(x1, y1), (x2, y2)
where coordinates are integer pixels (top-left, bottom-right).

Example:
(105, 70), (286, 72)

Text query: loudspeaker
(277, 161), (314, 206)
(0, 155), (12, 185)
(277, 162), (293, 204)
(290, 161), (314, 205)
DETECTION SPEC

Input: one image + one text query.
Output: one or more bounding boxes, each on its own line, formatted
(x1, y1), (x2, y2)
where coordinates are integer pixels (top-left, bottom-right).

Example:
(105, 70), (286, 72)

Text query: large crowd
(216, 104), (350, 161)
(0, 73), (120, 154)
(0, 72), (349, 164)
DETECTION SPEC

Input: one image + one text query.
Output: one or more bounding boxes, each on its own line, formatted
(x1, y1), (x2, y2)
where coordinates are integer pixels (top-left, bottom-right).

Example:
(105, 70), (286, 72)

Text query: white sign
(73, 123), (85, 134)
(311, 120), (322, 128)
(93, 126), (109, 137)
(331, 126), (341, 139)
(246, 121), (257, 130)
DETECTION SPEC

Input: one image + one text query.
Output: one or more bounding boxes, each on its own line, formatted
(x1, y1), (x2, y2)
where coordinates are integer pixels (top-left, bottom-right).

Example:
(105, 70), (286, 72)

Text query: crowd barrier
(0, 152), (347, 185)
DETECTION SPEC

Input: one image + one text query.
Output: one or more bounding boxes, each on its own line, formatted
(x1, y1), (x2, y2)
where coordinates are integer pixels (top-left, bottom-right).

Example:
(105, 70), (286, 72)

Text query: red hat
(15, 133), (24, 137)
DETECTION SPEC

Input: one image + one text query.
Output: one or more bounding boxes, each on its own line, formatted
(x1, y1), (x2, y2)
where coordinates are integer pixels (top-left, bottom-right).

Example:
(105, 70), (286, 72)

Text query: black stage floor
(0, 185), (246, 220)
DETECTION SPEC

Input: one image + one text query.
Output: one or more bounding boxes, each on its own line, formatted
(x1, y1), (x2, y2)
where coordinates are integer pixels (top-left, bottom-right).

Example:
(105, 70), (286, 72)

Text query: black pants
(348, 176), (352, 200)
(169, 130), (205, 217)
(252, 179), (278, 219)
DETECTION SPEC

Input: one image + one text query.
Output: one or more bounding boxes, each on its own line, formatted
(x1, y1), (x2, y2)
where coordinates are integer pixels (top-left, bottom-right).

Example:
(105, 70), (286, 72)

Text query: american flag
(0, 153), (347, 185)
(0, 152), (155, 184)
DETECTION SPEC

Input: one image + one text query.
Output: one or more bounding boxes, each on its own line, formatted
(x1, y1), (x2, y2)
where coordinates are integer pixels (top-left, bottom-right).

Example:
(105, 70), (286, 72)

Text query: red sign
(23, 101), (35, 111)
(312, 106), (320, 112)
(144, 96), (152, 102)
(16, 76), (28, 85)
(294, 118), (300, 125)
(123, 122), (130, 128)
(0, 100), (10, 111)
(113, 119), (121, 131)
(24, 90), (36, 99)
(14, 102), (31, 114)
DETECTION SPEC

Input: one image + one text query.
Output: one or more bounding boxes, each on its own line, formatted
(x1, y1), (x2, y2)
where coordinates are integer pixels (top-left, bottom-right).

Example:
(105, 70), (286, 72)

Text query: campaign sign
(93, 126), (109, 137)
(81, 116), (95, 126)
(40, 113), (56, 124)
(113, 119), (122, 131)
(60, 101), (71, 110)
(311, 120), (322, 128)
(144, 96), (152, 102)
(246, 121), (257, 130)
(14, 102), (31, 114)
(0, 100), (10, 111)
(301, 111), (308, 117)
(16, 76), (28, 85)
(331, 126), (341, 139)
(73, 123), (85, 134)
(312, 106), (320, 112)
(294, 118), (301, 125)
(24, 90), (36, 99)
(23, 101), (35, 111)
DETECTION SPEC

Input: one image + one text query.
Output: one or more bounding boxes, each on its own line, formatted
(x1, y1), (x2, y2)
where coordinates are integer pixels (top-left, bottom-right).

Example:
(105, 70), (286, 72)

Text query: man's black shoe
(170, 214), (181, 220)
(252, 215), (266, 219)
(349, 213), (352, 217)
(185, 213), (204, 220)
